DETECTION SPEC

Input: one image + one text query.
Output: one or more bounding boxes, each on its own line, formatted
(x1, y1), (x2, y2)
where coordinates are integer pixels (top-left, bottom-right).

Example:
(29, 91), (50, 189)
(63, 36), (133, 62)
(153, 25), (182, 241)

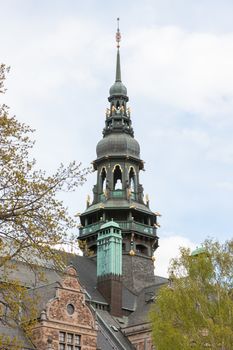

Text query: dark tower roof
(109, 48), (127, 96)
(96, 133), (140, 159)
(79, 19), (160, 295)
(96, 20), (141, 160)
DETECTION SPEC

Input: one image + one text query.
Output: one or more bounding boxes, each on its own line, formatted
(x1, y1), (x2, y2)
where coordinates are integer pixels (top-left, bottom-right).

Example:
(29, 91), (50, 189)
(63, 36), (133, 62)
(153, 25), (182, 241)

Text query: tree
(150, 239), (233, 350)
(0, 64), (89, 347)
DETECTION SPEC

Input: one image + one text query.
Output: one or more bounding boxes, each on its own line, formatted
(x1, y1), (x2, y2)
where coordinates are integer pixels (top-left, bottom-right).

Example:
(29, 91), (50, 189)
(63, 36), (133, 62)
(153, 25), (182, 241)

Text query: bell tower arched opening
(113, 165), (122, 190)
(129, 167), (136, 193)
(100, 167), (107, 193)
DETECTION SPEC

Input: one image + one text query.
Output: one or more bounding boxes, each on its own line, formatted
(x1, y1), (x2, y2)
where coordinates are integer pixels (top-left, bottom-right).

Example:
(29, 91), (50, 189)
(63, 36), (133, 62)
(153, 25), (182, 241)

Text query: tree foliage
(0, 64), (89, 347)
(0, 64), (88, 265)
(150, 239), (233, 350)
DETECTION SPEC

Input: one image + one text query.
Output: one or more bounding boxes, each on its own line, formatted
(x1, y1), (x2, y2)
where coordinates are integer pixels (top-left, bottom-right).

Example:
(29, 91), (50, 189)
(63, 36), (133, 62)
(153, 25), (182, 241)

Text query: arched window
(136, 244), (148, 256)
(113, 165), (122, 190)
(129, 167), (136, 192)
(100, 168), (107, 192)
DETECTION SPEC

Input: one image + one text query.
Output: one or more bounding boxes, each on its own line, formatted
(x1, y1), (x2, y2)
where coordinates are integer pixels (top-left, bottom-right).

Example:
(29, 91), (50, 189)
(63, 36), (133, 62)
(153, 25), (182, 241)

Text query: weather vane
(116, 17), (121, 49)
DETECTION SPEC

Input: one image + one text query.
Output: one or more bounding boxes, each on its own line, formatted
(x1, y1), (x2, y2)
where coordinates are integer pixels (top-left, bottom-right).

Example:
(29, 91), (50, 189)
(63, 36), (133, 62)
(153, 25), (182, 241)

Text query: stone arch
(100, 167), (107, 192)
(113, 164), (122, 190)
(129, 166), (136, 192)
(112, 164), (123, 173)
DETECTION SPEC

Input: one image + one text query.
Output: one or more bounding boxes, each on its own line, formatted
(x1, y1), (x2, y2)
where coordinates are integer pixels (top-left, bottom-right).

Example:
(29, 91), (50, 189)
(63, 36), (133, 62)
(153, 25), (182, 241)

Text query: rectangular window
(59, 332), (81, 349)
(59, 332), (66, 342)
(67, 333), (73, 343)
(75, 335), (81, 345)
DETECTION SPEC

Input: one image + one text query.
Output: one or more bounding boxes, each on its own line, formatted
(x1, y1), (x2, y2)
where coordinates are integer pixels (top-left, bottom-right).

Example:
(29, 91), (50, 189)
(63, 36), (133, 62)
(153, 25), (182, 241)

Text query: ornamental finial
(116, 18), (121, 49)
(115, 18), (122, 82)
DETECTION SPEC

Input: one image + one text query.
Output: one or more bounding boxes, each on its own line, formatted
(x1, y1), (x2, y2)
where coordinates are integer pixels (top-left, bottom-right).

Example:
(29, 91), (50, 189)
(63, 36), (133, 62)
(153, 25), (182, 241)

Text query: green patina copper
(101, 220), (120, 229)
(97, 221), (122, 277)
(191, 246), (207, 256)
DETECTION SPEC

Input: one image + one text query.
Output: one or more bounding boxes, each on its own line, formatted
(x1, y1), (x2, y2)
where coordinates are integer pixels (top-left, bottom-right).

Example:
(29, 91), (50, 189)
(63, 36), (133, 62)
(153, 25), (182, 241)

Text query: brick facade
(31, 266), (97, 350)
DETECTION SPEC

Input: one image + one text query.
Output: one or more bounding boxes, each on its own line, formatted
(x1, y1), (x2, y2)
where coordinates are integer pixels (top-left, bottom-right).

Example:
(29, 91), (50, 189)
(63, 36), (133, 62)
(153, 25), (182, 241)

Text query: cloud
(3, 18), (107, 100)
(1, 10), (233, 246)
(216, 181), (233, 191)
(125, 26), (233, 124)
(6, 19), (233, 126)
(206, 139), (233, 164)
(154, 234), (196, 277)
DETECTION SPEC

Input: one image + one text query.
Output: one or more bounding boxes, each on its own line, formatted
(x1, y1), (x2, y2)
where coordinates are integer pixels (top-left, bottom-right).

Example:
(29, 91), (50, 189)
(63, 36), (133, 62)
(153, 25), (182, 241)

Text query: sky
(1, 0), (233, 276)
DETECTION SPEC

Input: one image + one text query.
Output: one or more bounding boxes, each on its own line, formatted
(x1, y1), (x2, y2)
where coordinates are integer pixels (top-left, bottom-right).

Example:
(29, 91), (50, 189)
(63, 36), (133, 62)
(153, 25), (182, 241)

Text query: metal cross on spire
(116, 17), (121, 49)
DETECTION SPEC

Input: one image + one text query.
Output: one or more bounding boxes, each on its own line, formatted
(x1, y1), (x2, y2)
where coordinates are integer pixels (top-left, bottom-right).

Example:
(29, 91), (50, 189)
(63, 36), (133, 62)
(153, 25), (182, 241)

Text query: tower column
(97, 221), (122, 317)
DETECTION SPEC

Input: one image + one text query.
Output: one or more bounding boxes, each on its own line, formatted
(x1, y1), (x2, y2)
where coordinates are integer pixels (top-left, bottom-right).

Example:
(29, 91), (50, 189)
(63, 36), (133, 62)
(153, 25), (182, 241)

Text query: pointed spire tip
(115, 18), (122, 82)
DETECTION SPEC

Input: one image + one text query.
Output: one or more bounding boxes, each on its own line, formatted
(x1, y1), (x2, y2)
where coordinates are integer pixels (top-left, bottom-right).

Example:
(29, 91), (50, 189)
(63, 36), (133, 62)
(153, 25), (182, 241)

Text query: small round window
(67, 303), (75, 315)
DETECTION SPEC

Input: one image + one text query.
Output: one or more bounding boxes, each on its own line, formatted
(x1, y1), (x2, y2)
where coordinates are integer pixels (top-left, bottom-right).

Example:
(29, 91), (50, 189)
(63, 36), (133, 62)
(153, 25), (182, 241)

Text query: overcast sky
(1, 0), (233, 276)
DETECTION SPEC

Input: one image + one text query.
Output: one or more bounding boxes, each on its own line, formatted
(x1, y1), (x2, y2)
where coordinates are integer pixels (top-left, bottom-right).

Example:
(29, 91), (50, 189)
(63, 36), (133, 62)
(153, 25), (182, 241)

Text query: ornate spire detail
(79, 20), (160, 291)
(115, 18), (121, 82)
(109, 18), (128, 99)
(116, 18), (121, 48)
(104, 19), (133, 137)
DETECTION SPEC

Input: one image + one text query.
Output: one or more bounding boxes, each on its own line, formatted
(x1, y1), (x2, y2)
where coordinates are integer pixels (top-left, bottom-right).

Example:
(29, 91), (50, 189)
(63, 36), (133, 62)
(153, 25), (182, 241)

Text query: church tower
(79, 20), (160, 294)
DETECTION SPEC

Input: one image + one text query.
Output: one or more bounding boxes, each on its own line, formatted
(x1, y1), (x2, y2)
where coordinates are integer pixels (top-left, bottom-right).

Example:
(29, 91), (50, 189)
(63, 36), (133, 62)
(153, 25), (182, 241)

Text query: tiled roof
(0, 252), (168, 349)
(96, 310), (135, 350)
(0, 324), (36, 349)
(127, 280), (168, 326)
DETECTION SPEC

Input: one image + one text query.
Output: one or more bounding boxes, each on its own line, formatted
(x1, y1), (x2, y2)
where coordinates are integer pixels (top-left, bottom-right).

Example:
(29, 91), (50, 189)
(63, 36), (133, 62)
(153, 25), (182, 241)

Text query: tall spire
(109, 18), (127, 98)
(106, 19), (132, 136)
(79, 18), (160, 297)
(116, 49), (121, 82)
(115, 18), (121, 82)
